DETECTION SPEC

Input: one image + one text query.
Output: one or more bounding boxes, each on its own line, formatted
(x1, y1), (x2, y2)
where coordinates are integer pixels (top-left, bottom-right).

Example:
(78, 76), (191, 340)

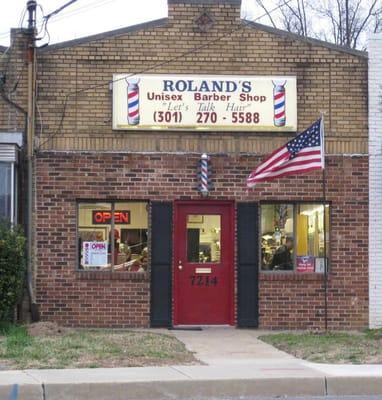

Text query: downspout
(26, 0), (39, 321)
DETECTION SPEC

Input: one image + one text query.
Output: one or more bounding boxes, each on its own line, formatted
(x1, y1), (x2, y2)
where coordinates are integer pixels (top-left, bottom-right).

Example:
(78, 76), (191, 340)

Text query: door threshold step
(168, 326), (203, 331)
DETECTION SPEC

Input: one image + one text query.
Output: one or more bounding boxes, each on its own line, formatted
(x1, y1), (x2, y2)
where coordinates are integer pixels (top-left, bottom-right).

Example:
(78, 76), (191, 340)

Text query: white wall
(369, 34), (382, 328)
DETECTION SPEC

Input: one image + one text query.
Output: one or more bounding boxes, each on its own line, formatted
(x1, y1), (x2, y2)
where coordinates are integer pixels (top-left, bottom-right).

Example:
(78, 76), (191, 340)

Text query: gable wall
(32, 3), (367, 154)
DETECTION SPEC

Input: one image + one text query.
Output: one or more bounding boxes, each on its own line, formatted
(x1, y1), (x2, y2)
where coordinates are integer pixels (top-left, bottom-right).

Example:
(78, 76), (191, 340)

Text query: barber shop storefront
(28, 0), (368, 330)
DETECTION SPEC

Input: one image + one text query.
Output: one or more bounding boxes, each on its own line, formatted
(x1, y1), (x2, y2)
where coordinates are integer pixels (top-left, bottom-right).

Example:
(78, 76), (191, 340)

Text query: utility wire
(0, 5), (28, 40)
(28, 0), (123, 46)
(33, 0), (292, 149)
(37, 21), (247, 149)
(44, 0), (79, 21)
(44, 0), (118, 22)
(37, 0), (120, 45)
(0, 4), (32, 129)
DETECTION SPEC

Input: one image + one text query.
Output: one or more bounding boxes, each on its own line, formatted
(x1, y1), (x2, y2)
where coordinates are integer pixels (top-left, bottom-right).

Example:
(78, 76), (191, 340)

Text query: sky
(0, 0), (269, 47)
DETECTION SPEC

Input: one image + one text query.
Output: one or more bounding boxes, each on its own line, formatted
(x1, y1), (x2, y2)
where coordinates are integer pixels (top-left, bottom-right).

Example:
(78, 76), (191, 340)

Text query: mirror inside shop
(261, 203), (329, 273)
(78, 202), (148, 272)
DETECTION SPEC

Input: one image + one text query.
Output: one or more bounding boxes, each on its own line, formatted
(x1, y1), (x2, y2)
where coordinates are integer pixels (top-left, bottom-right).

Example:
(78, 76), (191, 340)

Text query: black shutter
(237, 202), (259, 327)
(150, 202), (173, 327)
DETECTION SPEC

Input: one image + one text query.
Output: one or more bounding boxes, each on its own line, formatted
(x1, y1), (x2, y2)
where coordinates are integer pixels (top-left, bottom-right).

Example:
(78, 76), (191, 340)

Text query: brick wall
(35, 152), (368, 329)
(369, 34), (382, 328)
(0, 29), (29, 132)
(32, 2), (368, 154)
(1, 0), (369, 329)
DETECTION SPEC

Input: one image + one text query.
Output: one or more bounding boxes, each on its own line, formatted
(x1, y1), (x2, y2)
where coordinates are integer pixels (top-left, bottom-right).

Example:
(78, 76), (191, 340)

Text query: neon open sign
(92, 210), (130, 225)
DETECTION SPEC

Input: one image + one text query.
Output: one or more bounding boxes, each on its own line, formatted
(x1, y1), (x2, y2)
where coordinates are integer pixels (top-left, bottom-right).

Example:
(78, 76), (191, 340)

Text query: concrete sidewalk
(1, 327), (382, 400)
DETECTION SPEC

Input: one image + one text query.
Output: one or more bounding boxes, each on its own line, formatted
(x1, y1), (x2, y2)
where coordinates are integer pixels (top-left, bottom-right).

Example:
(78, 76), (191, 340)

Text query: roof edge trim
(244, 20), (368, 58)
(168, 0), (241, 4)
(39, 18), (168, 52)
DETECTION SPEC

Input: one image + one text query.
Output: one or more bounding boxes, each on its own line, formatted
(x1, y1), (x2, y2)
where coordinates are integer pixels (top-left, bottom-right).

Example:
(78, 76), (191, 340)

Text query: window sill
(260, 272), (326, 281)
(76, 270), (149, 281)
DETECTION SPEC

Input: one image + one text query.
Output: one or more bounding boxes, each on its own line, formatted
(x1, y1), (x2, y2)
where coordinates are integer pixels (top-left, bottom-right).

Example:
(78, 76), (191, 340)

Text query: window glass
(78, 203), (111, 270)
(261, 203), (330, 273)
(78, 202), (148, 272)
(187, 215), (221, 263)
(261, 204), (294, 271)
(0, 162), (12, 221)
(115, 202), (148, 272)
(296, 204), (329, 273)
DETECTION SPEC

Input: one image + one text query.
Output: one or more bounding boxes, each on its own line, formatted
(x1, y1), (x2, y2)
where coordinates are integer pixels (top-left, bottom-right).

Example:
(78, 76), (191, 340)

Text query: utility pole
(26, 0), (39, 321)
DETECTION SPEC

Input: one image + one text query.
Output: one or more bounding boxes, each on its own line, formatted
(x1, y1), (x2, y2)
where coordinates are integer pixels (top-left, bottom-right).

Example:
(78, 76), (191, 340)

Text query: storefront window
(78, 201), (148, 272)
(261, 203), (329, 272)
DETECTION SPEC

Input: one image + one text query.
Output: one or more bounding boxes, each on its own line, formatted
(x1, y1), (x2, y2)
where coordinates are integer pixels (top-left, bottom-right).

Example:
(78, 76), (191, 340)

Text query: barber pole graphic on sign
(126, 78), (140, 125)
(273, 80), (286, 127)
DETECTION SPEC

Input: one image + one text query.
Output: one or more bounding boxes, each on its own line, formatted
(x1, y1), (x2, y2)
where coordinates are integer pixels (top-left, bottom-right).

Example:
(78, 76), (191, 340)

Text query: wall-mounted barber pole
(198, 153), (211, 196)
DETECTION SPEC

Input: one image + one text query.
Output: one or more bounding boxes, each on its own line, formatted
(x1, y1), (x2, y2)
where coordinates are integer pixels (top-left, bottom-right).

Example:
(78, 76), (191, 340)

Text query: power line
(0, 4), (29, 40)
(37, 0), (121, 44)
(37, 22), (247, 149)
(33, 0), (292, 149)
(44, 0), (79, 21)
(44, 0), (118, 22)
(0, 0), (111, 41)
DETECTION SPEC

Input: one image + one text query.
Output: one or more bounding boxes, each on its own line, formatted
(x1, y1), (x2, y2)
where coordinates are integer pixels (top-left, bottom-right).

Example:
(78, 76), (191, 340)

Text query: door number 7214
(189, 275), (218, 287)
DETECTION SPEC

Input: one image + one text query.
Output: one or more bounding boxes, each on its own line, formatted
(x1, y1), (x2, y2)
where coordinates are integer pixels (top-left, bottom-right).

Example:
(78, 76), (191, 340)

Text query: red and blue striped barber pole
(200, 153), (209, 196)
(126, 78), (140, 125)
(273, 80), (286, 127)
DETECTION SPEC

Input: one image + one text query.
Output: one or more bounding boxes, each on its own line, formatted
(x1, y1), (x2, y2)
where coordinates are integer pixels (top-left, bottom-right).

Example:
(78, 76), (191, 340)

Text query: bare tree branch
(251, 0), (382, 49)
(352, 0), (380, 46)
(254, 0), (278, 28)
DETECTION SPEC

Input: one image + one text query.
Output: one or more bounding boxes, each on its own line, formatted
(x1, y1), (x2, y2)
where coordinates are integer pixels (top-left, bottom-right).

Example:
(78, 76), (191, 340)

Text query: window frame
(76, 200), (149, 272)
(259, 201), (331, 273)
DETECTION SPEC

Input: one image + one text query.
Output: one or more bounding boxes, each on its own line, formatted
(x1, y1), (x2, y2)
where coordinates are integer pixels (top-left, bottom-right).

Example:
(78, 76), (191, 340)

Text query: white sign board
(82, 241), (108, 267)
(112, 74), (297, 131)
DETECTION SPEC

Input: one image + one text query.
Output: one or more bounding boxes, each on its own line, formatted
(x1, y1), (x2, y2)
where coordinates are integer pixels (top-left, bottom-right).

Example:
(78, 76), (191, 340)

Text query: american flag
(247, 118), (324, 187)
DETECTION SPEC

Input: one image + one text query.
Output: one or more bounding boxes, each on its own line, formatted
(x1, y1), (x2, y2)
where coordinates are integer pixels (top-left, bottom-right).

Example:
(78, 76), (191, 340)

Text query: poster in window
(83, 241), (108, 266)
(315, 257), (326, 273)
(296, 256), (315, 273)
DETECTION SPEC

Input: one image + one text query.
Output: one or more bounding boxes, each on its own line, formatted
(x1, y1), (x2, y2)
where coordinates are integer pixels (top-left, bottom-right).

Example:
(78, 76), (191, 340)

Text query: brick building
(0, 0), (370, 329)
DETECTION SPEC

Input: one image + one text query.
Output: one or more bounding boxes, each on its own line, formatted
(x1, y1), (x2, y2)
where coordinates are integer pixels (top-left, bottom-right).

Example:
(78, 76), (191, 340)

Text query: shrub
(0, 220), (26, 322)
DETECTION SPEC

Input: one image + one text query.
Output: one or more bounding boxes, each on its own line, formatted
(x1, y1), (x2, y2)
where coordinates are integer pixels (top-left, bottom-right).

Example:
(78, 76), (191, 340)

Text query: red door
(174, 202), (234, 325)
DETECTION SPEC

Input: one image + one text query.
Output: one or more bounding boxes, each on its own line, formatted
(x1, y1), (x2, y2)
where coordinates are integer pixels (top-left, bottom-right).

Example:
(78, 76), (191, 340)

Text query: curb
(0, 383), (42, 400)
(43, 377), (326, 400)
(1, 377), (326, 400)
(327, 376), (382, 396)
(2, 375), (382, 400)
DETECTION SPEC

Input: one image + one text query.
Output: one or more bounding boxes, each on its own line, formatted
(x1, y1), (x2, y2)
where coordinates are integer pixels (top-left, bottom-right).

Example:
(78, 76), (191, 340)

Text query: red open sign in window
(92, 210), (130, 225)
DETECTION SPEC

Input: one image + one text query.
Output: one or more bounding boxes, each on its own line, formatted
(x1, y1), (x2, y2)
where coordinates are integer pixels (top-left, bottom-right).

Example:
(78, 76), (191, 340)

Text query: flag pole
(320, 112), (328, 331)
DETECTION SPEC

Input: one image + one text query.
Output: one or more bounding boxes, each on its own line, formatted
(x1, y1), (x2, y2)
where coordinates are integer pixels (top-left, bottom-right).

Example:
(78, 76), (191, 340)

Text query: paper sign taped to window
(296, 256), (315, 273)
(315, 257), (326, 273)
(83, 241), (108, 266)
